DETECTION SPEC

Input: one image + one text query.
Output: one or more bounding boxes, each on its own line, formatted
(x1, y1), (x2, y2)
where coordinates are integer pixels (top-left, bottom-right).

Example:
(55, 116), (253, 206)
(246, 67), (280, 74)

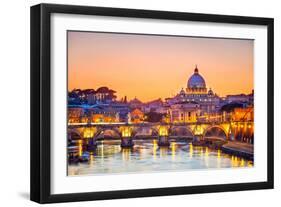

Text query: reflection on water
(68, 139), (253, 176)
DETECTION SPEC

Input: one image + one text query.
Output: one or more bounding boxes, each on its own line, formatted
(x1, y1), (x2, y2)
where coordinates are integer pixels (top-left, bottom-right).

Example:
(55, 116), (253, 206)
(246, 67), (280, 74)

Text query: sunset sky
(68, 31), (253, 102)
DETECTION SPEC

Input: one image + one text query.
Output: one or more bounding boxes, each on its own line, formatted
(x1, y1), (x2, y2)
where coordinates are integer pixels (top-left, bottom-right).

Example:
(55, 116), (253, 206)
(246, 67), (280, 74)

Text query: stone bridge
(68, 121), (254, 148)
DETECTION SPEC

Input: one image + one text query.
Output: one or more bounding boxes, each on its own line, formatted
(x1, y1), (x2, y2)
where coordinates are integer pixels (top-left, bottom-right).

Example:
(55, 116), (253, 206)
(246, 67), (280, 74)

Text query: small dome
(179, 88), (185, 95)
(208, 88), (214, 95)
(187, 66), (206, 89)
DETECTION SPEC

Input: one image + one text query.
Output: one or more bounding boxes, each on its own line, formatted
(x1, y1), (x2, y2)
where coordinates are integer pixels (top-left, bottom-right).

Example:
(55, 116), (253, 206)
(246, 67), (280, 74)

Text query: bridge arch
(203, 125), (228, 140)
(94, 127), (122, 139)
(170, 126), (194, 137)
(68, 128), (83, 140)
(131, 126), (158, 137)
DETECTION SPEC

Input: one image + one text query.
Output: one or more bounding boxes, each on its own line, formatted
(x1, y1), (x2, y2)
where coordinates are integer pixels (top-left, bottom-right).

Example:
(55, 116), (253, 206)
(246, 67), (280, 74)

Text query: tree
(144, 112), (163, 122)
(220, 102), (244, 112)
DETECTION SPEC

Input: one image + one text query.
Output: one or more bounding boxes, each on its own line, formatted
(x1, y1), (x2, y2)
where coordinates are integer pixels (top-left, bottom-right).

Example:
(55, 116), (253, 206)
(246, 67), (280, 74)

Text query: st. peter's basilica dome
(187, 66), (206, 89)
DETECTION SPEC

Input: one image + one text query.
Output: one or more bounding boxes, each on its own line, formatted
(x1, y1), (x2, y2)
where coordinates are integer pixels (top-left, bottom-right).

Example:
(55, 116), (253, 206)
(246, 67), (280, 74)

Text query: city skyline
(68, 31), (253, 102)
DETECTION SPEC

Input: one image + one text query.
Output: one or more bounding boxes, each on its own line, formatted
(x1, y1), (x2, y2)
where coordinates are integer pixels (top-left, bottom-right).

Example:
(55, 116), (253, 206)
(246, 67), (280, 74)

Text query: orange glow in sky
(68, 31), (253, 102)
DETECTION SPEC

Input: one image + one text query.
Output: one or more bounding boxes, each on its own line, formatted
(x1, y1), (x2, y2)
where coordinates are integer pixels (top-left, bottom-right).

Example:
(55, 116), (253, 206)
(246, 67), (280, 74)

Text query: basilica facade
(166, 66), (221, 123)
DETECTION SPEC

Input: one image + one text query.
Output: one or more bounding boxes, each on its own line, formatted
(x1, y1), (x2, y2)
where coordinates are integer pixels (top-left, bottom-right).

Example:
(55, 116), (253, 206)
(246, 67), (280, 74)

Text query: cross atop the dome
(194, 64), (199, 73)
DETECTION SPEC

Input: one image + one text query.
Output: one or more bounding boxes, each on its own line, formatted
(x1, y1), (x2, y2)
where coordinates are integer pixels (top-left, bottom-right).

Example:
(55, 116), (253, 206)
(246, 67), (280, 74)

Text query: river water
(68, 139), (253, 176)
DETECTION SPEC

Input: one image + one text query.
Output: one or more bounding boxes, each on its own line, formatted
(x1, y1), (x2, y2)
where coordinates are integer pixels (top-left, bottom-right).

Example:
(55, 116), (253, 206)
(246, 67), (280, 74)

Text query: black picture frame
(30, 3), (274, 204)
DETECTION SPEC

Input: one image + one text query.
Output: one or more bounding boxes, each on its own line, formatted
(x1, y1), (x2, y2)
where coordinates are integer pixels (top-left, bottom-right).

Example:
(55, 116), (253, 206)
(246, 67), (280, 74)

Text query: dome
(187, 66), (206, 89)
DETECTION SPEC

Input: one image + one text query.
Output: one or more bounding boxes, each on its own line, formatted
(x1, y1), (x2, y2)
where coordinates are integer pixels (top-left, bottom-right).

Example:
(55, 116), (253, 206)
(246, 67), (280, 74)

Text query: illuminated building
(225, 92), (253, 104)
(232, 106), (254, 121)
(130, 108), (145, 123)
(68, 107), (84, 123)
(143, 98), (167, 114)
(129, 97), (143, 109)
(90, 112), (119, 123)
(67, 105), (126, 124)
(168, 101), (200, 123)
(166, 66), (221, 121)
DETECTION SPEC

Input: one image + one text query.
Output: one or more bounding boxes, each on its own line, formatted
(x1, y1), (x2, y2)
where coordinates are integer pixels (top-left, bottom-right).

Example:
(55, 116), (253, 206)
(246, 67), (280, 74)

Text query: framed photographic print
(30, 3), (274, 203)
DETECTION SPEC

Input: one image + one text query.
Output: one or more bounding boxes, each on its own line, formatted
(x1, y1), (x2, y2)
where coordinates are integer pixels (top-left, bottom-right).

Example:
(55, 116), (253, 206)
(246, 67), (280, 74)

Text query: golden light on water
(231, 156), (239, 167)
(240, 158), (245, 167)
(205, 147), (209, 157)
(204, 147), (209, 168)
(69, 140), (254, 175)
(153, 139), (157, 160)
(100, 141), (104, 160)
(189, 143), (193, 158)
(171, 142), (176, 160)
(122, 148), (131, 161)
(78, 139), (82, 156)
(247, 161), (253, 167)
(217, 149), (221, 158)
(200, 147), (204, 158)
(138, 146), (144, 159)
(229, 155), (252, 168)
(160, 147), (168, 158)
(217, 149), (221, 168)
(90, 153), (94, 163)
(114, 145), (120, 153)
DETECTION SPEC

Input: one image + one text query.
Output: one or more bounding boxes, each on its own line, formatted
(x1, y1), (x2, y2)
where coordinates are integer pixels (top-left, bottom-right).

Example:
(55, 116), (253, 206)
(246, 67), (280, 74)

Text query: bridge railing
(68, 120), (254, 128)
